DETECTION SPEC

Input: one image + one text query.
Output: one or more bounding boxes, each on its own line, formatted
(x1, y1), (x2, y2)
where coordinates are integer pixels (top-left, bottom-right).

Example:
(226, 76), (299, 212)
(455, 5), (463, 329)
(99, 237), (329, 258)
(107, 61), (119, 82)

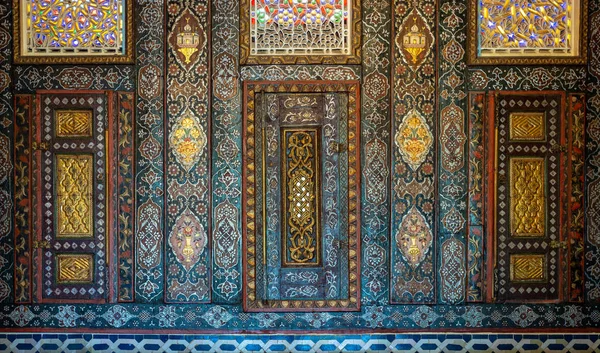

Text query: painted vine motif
(117, 92), (135, 302)
(0, 0), (13, 304)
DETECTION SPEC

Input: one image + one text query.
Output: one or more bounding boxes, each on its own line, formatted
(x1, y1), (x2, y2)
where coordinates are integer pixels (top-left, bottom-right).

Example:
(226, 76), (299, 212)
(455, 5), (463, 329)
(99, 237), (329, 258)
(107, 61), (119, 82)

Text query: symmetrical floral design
(395, 110), (433, 171)
(169, 114), (207, 171)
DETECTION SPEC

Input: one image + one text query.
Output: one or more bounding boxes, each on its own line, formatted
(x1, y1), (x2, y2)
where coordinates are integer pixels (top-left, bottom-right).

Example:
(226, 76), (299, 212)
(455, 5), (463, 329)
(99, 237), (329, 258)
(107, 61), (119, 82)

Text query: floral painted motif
(396, 207), (432, 266)
(169, 208), (207, 271)
(169, 114), (207, 171)
(395, 110), (433, 171)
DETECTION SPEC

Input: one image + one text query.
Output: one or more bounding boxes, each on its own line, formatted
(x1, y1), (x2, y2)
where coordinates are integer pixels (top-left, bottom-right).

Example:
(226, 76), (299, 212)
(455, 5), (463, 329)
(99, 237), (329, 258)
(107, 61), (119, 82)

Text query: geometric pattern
(55, 110), (92, 137)
(493, 93), (564, 303)
(510, 254), (546, 282)
(510, 157), (546, 237)
(0, 303), (599, 329)
(243, 82), (360, 311)
(0, 0), (597, 335)
(56, 254), (93, 284)
(509, 112), (545, 141)
(1, 333), (600, 353)
(55, 155), (93, 237)
(36, 92), (109, 303)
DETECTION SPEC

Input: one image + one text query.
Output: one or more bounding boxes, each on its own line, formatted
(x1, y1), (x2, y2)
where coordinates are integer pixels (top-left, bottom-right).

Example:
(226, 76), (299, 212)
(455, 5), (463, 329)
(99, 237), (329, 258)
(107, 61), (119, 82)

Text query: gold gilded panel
(56, 254), (94, 283)
(510, 254), (546, 282)
(56, 155), (93, 238)
(509, 112), (545, 141)
(510, 157), (546, 237)
(282, 129), (321, 266)
(56, 110), (93, 138)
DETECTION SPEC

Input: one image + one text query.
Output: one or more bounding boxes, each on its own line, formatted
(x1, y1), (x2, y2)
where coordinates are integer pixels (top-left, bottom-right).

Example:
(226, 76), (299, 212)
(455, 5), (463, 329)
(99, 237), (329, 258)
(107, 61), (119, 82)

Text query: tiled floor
(0, 333), (599, 352)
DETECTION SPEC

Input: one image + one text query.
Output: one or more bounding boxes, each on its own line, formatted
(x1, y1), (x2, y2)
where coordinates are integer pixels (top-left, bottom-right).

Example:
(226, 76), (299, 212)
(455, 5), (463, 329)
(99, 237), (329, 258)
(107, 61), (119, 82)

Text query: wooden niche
(242, 81), (361, 312)
(484, 91), (585, 303)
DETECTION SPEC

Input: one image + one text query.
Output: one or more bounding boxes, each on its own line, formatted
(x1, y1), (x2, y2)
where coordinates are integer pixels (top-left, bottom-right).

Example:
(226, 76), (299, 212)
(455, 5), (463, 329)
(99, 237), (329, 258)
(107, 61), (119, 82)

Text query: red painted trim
(241, 81), (250, 313)
(354, 83), (362, 309)
(116, 92), (136, 303)
(558, 91), (567, 304)
(485, 92), (495, 303)
(13, 94), (34, 304)
(107, 91), (115, 304)
(466, 92), (486, 303)
(34, 93), (42, 304)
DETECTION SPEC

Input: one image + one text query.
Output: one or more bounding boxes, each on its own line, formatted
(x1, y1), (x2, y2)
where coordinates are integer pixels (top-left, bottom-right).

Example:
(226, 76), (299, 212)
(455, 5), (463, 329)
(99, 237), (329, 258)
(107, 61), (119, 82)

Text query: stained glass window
(241, 0), (361, 64)
(16, 0), (133, 63)
(469, 0), (587, 64)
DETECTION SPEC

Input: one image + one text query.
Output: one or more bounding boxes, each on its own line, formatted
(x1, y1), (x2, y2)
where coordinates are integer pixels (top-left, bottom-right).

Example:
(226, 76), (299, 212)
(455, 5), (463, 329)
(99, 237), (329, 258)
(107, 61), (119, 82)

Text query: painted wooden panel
(243, 81), (360, 311)
(489, 92), (565, 303)
(30, 91), (114, 303)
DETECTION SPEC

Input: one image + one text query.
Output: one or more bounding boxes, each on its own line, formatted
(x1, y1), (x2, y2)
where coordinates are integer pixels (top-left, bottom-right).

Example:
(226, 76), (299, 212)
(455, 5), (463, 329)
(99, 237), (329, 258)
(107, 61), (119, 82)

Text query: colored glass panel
(23, 0), (126, 56)
(477, 0), (579, 57)
(249, 0), (351, 56)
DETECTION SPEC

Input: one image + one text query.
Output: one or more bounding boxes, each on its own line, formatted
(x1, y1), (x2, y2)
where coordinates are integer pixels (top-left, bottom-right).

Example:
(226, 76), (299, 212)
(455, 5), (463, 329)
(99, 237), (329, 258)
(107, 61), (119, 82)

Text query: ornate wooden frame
(13, 0), (134, 64)
(239, 0), (361, 64)
(467, 0), (588, 65)
(242, 81), (361, 312)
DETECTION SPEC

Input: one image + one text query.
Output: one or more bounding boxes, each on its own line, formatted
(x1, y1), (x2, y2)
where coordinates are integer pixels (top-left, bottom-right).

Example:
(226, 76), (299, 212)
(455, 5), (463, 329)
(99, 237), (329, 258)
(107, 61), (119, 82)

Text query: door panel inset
(35, 91), (112, 303)
(491, 92), (565, 303)
(243, 81), (360, 312)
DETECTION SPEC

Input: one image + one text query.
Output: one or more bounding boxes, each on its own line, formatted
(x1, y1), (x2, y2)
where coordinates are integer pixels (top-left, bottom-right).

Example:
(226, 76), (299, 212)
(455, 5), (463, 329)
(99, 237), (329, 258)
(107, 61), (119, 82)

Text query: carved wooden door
(34, 91), (112, 303)
(243, 82), (360, 311)
(491, 92), (566, 303)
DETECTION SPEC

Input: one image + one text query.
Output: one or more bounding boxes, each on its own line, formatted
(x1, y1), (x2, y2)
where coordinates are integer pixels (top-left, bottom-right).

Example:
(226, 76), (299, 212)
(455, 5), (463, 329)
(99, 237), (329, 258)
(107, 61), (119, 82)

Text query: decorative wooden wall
(0, 0), (599, 334)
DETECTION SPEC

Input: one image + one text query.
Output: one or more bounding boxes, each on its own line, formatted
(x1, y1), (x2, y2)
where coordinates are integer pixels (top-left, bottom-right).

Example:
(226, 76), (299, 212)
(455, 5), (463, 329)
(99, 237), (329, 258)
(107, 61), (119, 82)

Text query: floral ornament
(170, 112), (207, 172)
(395, 109), (433, 171)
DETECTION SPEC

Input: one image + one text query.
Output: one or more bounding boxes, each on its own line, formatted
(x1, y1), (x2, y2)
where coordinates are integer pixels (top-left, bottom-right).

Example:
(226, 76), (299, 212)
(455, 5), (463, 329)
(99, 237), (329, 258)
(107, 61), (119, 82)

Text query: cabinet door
(35, 92), (111, 303)
(492, 92), (565, 303)
(243, 82), (360, 312)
